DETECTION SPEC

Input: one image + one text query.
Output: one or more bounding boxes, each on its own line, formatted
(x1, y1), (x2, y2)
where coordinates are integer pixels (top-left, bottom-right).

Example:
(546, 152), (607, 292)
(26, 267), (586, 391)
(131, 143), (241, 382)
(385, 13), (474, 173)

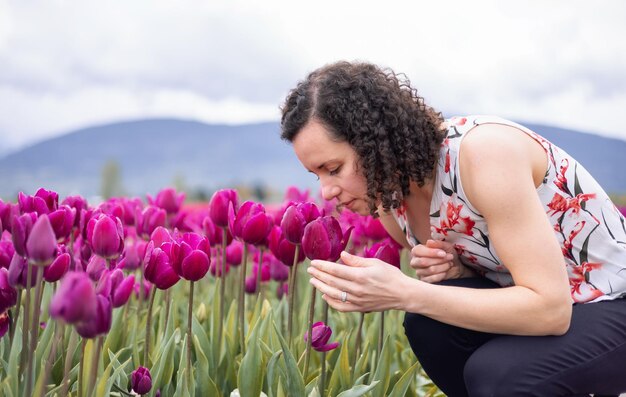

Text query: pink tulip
(281, 202), (321, 245)
(26, 214), (58, 266)
(117, 239), (146, 271)
(304, 321), (339, 352)
(7, 253), (37, 288)
(268, 226), (304, 267)
(61, 195), (89, 228)
(229, 201), (273, 246)
(137, 206), (166, 238)
(48, 205), (76, 242)
(143, 241), (180, 290)
(43, 252), (70, 282)
(88, 214), (124, 260)
(74, 294), (112, 338)
(11, 213), (37, 257)
(284, 186), (310, 203)
(0, 268), (17, 313)
(364, 239), (401, 269)
(49, 271), (98, 324)
(209, 258), (230, 277)
(148, 188), (185, 215)
(244, 274), (257, 294)
(226, 241), (243, 266)
(302, 216), (353, 262)
(267, 253), (289, 282)
(363, 216), (389, 241)
(0, 201), (18, 234)
(0, 238), (15, 270)
(209, 189), (238, 228)
(86, 255), (107, 281)
(18, 188), (58, 215)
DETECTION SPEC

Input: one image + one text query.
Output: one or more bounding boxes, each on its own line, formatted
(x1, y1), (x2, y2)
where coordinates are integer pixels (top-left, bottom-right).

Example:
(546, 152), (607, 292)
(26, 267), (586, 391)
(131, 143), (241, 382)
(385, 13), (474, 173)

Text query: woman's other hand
(410, 239), (471, 283)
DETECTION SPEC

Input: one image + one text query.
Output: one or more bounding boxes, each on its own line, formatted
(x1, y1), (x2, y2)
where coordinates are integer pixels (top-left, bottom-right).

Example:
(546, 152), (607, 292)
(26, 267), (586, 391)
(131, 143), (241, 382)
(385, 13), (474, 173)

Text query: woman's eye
(329, 167), (341, 176)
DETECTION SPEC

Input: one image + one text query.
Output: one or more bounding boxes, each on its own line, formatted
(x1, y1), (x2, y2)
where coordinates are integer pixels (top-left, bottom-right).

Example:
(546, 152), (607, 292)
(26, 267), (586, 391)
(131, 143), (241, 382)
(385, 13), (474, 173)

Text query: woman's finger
(307, 265), (352, 293)
(414, 262), (452, 278)
(410, 254), (454, 269)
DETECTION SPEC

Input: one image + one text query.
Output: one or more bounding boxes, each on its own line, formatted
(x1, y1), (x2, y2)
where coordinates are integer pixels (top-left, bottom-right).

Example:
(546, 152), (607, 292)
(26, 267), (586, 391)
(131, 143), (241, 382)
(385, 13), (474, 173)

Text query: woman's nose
(320, 180), (340, 201)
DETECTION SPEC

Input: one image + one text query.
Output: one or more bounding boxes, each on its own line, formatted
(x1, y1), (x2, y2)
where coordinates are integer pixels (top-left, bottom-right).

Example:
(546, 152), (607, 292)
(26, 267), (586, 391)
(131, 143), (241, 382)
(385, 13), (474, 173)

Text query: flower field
(0, 187), (446, 397)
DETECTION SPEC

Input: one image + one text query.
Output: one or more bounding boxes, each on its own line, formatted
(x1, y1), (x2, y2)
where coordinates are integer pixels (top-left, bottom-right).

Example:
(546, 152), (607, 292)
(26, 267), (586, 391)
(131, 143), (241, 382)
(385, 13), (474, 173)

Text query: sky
(1, 0), (625, 153)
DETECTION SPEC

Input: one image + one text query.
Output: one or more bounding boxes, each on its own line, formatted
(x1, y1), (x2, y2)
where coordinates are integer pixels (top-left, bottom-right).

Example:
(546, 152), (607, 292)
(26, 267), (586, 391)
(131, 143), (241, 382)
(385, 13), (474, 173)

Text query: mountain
(0, 118), (624, 201)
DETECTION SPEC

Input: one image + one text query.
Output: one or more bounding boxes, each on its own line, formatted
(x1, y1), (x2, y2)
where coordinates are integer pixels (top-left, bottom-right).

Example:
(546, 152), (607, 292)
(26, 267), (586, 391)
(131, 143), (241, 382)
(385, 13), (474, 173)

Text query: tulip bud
(112, 274), (135, 307)
(26, 214), (58, 266)
(276, 282), (288, 300)
(143, 242), (180, 290)
(43, 253), (70, 282)
(268, 226), (304, 267)
(49, 271), (98, 324)
(280, 202), (321, 245)
(131, 366), (152, 395)
(304, 321), (339, 352)
(7, 253), (37, 288)
(48, 205), (76, 242)
(11, 213), (36, 257)
(244, 275), (257, 294)
(364, 240), (401, 269)
(209, 189), (238, 228)
(0, 239), (15, 270)
(61, 195), (89, 228)
(137, 206), (167, 238)
(75, 294), (112, 338)
(302, 216), (353, 262)
(0, 312), (9, 338)
(88, 215), (124, 260)
(147, 188), (185, 215)
(86, 255), (107, 281)
(268, 254), (289, 282)
(196, 302), (207, 322)
(363, 216), (389, 241)
(229, 201), (273, 246)
(225, 241), (243, 266)
(0, 268), (18, 313)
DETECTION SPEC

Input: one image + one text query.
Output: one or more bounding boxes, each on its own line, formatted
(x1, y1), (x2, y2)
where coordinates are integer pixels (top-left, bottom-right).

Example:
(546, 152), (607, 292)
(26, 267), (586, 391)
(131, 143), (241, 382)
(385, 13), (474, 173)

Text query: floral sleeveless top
(393, 115), (626, 303)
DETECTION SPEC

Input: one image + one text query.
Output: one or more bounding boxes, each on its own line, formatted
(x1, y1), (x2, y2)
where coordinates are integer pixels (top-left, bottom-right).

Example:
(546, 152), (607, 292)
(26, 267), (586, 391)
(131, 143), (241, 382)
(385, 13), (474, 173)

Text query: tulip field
(0, 187), (447, 397)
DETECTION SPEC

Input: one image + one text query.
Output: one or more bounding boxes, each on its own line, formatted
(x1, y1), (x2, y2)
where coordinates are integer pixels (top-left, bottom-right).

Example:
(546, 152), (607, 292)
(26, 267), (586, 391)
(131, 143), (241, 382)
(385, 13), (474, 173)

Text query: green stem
(255, 248), (264, 301)
(26, 267), (44, 397)
(303, 286), (317, 381)
(79, 338), (86, 397)
(9, 290), (20, 346)
(238, 243), (248, 355)
(187, 281), (194, 387)
(163, 289), (172, 331)
(287, 244), (300, 349)
(20, 261), (33, 377)
(36, 321), (63, 397)
(377, 311), (385, 361)
(353, 312), (365, 378)
(320, 301), (329, 397)
(88, 336), (103, 397)
(143, 287), (157, 367)
(217, 228), (227, 368)
(61, 330), (79, 397)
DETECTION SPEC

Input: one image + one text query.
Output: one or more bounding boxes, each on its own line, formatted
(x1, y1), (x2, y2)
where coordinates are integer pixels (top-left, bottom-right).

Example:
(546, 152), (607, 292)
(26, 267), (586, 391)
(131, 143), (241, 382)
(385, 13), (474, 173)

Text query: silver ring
(340, 291), (348, 303)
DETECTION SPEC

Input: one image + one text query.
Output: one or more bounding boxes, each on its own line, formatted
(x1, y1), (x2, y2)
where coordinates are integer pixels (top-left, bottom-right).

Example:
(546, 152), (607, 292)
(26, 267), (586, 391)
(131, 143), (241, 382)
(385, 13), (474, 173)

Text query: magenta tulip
(268, 226), (304, 267)
(74, 294), (112, 338)
(229, 201), (273, 246)
(268, 253), (289, 282)
(131, 366), (152, 395)
(209, 189), (238, 228)
(0, 312), (8, 338)
(117, 239), (146, 271)
(244, 275), (257, 294)
(363, 216), (389, 241)
(302, 216), (353, 262)
(209, 258), (230, 277)
(225, 241), (243, 266)
(26, 214), (58, 265)
(11, 213), (36, 257)
(0, 239), (15, 270)
(284, 186), (310, 203)
(0, 268), (17, 313)
(281, 202), (321, 245)
(49, 271), (98, 324)
(163, 233), (210, 282)
(143, 241), (180, 290)
(304, 321), (340, 352)
(43, 252), (70, 282)
(48, 205), (76, 242)
(86, 255), (107, 281)
(147, 188), (185, 215)
(7, 253), (37, 288)
(18, 189), (58, 215)
(364, 240), (401, 269)
(137, 206), (167, 238)
(61, 195), (88, 228)
(88, 214), (124, 260)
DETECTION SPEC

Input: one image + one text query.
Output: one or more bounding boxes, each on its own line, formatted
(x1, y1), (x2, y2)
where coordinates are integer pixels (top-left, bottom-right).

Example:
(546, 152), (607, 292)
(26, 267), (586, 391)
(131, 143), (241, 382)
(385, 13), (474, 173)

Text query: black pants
(403, 278), (626, 397)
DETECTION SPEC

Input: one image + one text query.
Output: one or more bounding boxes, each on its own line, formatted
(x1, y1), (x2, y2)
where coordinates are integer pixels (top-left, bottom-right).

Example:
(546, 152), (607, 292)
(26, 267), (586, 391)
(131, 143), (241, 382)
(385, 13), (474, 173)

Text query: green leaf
(272, 320), (305, 397)
(96, 350), (132, 397)
(151, 328), (179, 395)
(266, 350), (283, 397)
(334, 380), (380, 397)
(238, 319), (265, 397)
(337, 335), (351, 390)
(387, 361), (420, 397)
(369, 334), (391, 396)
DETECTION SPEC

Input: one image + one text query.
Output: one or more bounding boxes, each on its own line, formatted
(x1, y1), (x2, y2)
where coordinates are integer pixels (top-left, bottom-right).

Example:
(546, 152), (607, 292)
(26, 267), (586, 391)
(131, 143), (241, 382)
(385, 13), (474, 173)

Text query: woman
(280, 61), (626, 396)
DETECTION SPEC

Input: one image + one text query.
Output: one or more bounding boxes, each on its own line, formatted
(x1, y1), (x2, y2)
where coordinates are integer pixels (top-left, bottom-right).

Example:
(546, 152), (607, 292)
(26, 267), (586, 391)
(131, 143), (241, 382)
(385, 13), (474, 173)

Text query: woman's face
(292, 120), (370, 215)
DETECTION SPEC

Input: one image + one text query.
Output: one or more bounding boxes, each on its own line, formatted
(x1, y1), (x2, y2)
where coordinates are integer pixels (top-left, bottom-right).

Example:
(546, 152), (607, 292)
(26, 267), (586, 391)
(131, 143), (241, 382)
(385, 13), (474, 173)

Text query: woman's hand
(410, 239), (470, 283)
(307, 251), (412, 313)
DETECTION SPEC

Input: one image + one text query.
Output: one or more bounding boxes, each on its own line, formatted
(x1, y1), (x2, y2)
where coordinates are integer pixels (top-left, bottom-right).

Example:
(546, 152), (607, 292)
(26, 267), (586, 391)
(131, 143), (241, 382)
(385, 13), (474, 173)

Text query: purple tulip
(244, 274), (257, 294)
(0, 200), (16, 233)
(225, 241), (243, 266)
(209, 258), (230, 277)
(137, 206), (167, 238)
(364, 240), (401, 269)
(0, 238), (15, 270)
(11, 213), (37, 257)
(229, 201), (273, 246)
(281, 202), (321, 245)
(134, 279), (151, 300)
(209, 189), (238, 229)
(131, 366), (152, 395)
(18, 189), (58, 215)
(252, 254), (271, 282)
(88, 214), (124, 260)
(117, 239), (146, 271)
(284, 186), (310, 203)
(267, 253), (289, 282)
(363, 216), (389, 241)
(112, 274), (135, 307)
(26, 214), (58, 266)
(202, 216), (233, 247)
(86, 255), (107, 281)
(164, 233), (210, 282)
(75, 294), (112, 338)
(0, 268), (18, 313)
(147, 188), (185, 215)
(149, 226), (172, 249)
(268, 226), (304, 267)
(7, 253), (37, 288)
(143, 241), (180, 290)
(304, 321), (340, 352)
(302, 216), (353, 262)
(48, 205), (76, 242)
(61, 195), (89, 228)
(0, 312), (9, 338)
(49, 271), (98, 324)
(43, 252), (70, 282)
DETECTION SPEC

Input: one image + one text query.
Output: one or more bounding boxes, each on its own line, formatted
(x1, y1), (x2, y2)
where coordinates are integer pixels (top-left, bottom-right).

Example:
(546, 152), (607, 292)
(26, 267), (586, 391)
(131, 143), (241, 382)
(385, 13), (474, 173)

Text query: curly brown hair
(280, 61), (446, 215)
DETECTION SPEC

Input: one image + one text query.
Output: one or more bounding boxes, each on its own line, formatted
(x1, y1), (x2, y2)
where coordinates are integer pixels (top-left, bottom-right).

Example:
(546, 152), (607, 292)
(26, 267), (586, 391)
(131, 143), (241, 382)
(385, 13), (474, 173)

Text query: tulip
(276, 282), (288, 299)
(163, 233), (210, 282)
(74, 294), (112, 338)
(18, 189), (58, 215)
(134, 279), (151, 300)
(143, 242), (180, 290)
(302, 216), (353, 262)
(137, 206), (167, 238)
(86, 255), (107, 281)
(117, 239), (146, 271)
(244, 275), (257, 294)
(11, 213), (36, 257)
(363, 216), (389, 241)
(131, 366), (152, 395)
(88, 215), (124, 260)
(229, 201), (273, 246)
(284, 185), (310, 203)
(26, 214), (58, 266)
(0, 238), (15, 270)
(226, 241), (243, 266)
(364, 240), (401, 269)
(48, 205), (76, 242)
(268, 253), (289, 282)
(268, 226), (304, 267)
(281, 202), (321, 245)
(209, 189), (238, 229)
(43, 252), (70, 282)
(49, 271), (98, 324)
(304, 322), (340, 352)
(7, 253), (36, 288)
(61, 195), (88, 228)
(147, 188), (185, 215)
(209, 258), (230, 277)
(0, 268), (17, 313)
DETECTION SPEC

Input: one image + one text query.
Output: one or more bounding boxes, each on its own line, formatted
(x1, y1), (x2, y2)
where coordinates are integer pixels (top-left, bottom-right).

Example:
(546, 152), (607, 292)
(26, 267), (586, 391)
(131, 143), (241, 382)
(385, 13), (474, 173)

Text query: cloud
(1, 0), (625, 149)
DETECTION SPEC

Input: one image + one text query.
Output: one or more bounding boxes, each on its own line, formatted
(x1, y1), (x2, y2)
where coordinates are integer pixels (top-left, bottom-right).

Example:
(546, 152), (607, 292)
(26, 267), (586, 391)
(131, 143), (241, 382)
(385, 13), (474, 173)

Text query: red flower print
(444, 149), (451, 173)
(562, 221), (586, 259)
(435, 202), (475, 237)
(570, 262), (604, 303)
(450, 116), (467, 126)
(547, 193), (596, 217)
(554, 158), (569, 193)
